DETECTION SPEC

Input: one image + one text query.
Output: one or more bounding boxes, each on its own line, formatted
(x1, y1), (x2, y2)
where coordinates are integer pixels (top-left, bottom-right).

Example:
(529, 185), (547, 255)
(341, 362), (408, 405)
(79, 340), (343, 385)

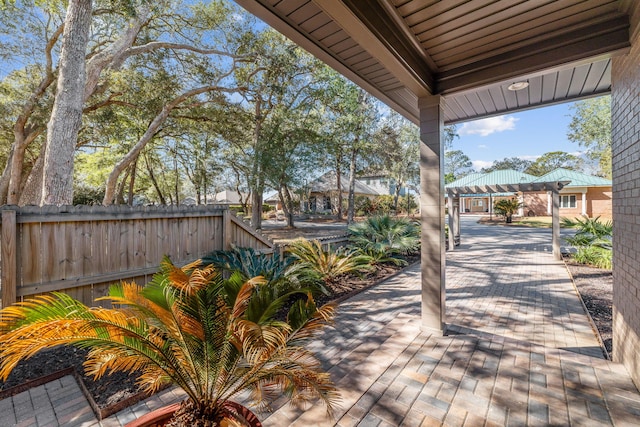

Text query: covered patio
(235, 0), (640, 388)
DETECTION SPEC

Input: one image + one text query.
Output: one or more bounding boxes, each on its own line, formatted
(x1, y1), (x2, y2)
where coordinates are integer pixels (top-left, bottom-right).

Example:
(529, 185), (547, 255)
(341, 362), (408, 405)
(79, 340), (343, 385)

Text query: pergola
(446, 180), (570, 260)
(234, 0), (640, 386)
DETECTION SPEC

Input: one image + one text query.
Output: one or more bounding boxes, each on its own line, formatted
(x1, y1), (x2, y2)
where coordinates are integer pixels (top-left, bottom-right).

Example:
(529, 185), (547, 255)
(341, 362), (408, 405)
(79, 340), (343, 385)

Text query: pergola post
(552, 190), (561, 260)
(454, 195), (460, 246)
(447, 194), (455, 251)
(419, 96), (446, 334)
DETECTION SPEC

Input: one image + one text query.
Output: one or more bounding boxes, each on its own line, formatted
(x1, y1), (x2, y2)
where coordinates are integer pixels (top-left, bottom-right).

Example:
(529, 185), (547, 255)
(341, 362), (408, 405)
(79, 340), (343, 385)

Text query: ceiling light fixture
(507, 81), (529, 91)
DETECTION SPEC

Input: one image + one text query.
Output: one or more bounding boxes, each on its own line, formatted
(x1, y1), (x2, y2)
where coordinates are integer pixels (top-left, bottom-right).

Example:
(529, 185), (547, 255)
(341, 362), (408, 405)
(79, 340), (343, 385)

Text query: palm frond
(0, 257), (339, 422)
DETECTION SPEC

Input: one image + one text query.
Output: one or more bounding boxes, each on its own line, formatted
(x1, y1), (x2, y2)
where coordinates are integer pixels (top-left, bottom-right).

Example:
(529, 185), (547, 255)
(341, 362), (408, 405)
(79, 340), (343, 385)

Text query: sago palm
(0, 258), (339, 425)
(286, 239), (371, 292)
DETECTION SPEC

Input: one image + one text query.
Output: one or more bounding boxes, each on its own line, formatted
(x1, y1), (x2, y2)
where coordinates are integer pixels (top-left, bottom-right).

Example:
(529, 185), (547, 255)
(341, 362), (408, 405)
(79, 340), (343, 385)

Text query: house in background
(358, 174), (410, 198)
(307, 171), (379, 213)
(212, 190), (250, 206)
(530, 169), (612, 218)
(446, 168), (612, 219)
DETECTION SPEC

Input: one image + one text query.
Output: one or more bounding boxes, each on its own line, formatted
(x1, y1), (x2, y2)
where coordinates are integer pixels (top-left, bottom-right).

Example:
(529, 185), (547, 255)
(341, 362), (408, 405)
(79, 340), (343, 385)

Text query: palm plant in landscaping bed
(562, 216), (612, 269)
(202, 246), (295, 282)
(493, 198), (523, 223)
(348, 215), (420, 265)
(0, 258), (338, 426)
(286, 239), (371, 293)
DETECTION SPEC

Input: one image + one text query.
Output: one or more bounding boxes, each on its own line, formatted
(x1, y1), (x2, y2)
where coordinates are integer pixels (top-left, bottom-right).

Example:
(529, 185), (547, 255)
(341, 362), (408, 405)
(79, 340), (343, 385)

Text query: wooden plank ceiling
(234, 0), (631, 125)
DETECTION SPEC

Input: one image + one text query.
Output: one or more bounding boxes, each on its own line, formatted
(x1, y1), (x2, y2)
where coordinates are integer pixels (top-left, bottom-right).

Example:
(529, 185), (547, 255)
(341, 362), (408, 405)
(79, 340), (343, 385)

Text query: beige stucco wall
(612, 0), (640, 388)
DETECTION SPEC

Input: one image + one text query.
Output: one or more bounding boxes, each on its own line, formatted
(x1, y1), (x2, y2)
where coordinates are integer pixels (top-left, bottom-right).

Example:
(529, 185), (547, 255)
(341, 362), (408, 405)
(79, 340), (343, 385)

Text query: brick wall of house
(523, 192), (547, 216)
(612, 1), (640, 388)
(586, 187), (613, 219)
(522, 189), (612, 218)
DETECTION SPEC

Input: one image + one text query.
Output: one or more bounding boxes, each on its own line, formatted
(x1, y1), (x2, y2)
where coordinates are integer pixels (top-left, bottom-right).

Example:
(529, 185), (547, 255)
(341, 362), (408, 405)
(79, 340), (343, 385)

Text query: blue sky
(453, 102), (581, 171)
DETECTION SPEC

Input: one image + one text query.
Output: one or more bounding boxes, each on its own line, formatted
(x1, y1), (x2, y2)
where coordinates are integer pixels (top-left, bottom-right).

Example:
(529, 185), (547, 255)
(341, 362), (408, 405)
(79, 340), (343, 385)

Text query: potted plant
(0, 258), (338, 426)
(493, 198), (523, 223)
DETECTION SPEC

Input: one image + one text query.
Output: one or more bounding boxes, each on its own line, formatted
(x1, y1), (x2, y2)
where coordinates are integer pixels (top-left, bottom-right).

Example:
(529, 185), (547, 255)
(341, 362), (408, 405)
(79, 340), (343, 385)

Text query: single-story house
(307, 171), (379, 213)
(528, 169), (612, 218)
(212, 190), (250, 206)
(446, 168), (612, 218)
(358, 174), (410, 197)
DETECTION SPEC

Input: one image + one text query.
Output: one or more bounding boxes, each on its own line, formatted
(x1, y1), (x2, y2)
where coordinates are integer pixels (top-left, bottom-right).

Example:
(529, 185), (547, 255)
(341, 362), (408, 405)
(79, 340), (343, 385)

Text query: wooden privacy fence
(0, 205), (273, 308)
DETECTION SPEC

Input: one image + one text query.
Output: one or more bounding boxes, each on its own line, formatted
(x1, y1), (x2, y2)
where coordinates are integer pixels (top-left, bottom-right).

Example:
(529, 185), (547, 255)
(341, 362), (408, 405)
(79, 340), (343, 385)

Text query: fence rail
(0, 205), (273, 308)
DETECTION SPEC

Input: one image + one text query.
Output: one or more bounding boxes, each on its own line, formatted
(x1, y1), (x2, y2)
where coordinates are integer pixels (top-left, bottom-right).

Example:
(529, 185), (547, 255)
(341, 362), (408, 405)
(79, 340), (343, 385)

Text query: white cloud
(520, 155), (539, 161)
(459, 115), (518, 137)
(472, 160), (493, 170)
(478, 144), (488, 149)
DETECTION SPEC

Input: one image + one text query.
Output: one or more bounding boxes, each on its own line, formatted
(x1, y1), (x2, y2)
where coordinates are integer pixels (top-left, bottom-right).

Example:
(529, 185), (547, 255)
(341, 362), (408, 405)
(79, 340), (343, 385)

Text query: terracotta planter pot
(125, 401), (262, 427)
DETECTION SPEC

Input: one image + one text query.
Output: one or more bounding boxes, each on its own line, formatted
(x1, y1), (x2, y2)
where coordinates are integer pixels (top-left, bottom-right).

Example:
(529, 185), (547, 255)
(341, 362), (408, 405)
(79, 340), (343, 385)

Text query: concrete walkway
(2, 217), (639, 426)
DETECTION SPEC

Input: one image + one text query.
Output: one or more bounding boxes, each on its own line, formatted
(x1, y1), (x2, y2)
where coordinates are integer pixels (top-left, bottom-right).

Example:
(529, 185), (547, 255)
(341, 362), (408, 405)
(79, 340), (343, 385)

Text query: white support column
(552, 190), (561, 260)
(582, 191), (587, 216)
(419, 96), (446, 335)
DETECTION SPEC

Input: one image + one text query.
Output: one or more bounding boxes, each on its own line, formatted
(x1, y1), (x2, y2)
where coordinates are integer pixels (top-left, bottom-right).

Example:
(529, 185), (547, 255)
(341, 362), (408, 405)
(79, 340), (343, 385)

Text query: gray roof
(310, 171), (380, 196)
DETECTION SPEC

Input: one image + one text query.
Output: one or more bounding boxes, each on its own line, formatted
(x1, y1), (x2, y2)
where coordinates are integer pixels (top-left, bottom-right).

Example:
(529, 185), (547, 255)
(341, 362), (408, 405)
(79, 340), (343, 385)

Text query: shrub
(493, 198), (522, 223)
(562, 216), (612, 269)
(348, 215), (420, 263)
(202, 246), (295, 283)
(286, 239), (371, 293)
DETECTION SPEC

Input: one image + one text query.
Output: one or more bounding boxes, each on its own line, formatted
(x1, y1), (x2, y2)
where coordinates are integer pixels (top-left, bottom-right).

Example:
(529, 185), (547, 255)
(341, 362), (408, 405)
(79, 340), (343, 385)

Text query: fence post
(222, 208), (232, 250)
(1, 209), (17, 307)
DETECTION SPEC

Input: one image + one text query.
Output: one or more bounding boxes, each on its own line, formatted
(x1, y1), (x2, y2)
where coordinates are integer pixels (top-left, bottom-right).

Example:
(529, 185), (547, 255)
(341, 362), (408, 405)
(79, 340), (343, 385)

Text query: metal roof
(234, 0), (633, 125)
(532, 168), (612, 187)
(445, 168), (610, 195)
(446, 169), (537, 189)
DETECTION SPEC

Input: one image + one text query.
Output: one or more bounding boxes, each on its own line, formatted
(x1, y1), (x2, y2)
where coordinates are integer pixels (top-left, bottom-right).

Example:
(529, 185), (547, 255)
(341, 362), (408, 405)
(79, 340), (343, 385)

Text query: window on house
(560, 195), (576, 208)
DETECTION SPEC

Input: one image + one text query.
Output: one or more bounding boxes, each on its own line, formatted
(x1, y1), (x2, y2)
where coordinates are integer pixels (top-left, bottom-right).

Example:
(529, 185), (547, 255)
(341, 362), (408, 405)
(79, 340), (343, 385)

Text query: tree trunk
(393, 182), (402, 214)
(347, 146), (358, 224)
(335, 159), (343, 220)
(251, 190), (263, 229)
(19, 153), (45, 205)
(250, 101), (264, 229)
(115, 168), (130, 205)
(0, 147), (15, 204)
(173, 153), (179, 205)
(144, 152), (166, 205)
(279, 184), (295, 228)
(41, 0), (92, 206)
(127, 158), (137, 205)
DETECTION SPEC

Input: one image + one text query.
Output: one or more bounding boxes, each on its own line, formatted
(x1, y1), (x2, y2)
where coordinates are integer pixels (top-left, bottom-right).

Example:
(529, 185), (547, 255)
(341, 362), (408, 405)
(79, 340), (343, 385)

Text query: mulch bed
(0, 252), (611, 416)
(564, 256), (613, 357)
(0, 254), (418, 417)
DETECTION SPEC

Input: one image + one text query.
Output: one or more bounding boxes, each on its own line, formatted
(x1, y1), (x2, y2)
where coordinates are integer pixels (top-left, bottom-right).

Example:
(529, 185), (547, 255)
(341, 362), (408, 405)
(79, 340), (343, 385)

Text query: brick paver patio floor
(2, 217), (639, 426)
